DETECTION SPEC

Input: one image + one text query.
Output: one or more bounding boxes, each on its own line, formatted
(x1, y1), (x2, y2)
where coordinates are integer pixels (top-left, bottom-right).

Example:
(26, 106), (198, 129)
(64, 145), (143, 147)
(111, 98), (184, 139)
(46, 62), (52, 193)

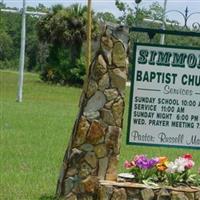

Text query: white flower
(166, 162), (177, 173)
(166, 157), (189, 174)
(174, 157), (187, 173)
(177, 165), (185, 173)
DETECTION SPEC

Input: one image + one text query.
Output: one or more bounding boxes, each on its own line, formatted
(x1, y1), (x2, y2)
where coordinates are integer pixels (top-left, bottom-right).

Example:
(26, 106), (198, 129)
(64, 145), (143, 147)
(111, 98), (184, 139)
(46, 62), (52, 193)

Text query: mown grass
(0, 70), (199, 199)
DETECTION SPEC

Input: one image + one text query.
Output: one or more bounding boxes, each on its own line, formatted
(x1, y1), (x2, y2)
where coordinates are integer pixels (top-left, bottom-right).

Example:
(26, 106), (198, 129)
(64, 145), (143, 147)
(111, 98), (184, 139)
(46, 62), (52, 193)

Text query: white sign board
(127, 44), (200, 149)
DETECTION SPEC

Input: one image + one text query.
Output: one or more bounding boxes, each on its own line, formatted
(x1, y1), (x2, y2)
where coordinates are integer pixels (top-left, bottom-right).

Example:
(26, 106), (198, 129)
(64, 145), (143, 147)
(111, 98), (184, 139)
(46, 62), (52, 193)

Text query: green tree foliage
(96, 12), (118, 23)
(26, 14), (40, 71)
(115, 0), (149, 26)
(0, 3), (47, 71)
(115, 0), (200, 46)
(37, 4), (98, 85)
(115, 0), (200, 79)
(0, 2), (98, 85)
(38, 4), (88, 63)
(149, 2), (164, 20)
(1, 1), (200, 84)
(0, 30), (17, 70)
(0, 32), (13, 60)
(0, 5), (20, 69)
(27, 3), (49, 13)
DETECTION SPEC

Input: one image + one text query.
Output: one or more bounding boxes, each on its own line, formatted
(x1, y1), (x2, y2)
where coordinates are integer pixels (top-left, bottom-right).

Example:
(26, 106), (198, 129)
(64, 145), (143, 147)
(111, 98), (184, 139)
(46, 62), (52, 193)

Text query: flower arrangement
(124, 154), (200, 187)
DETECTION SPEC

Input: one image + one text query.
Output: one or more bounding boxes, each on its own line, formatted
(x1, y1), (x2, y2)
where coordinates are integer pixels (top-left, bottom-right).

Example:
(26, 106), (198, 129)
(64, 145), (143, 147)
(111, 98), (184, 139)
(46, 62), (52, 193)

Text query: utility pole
(86, 0), (92, 73)
(160, 0), (167, 44)
(17, 0), (26, 102)
(1, 2), (46, 102)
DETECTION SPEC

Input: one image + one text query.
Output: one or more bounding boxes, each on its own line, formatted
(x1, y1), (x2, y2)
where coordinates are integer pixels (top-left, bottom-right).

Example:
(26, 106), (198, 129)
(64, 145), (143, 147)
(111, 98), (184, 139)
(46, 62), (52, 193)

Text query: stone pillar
(56, 25), (129, 200)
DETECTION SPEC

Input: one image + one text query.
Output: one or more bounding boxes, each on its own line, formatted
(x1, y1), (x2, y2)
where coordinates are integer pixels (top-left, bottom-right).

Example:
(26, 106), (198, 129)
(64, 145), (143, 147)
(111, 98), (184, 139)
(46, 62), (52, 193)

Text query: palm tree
(66, 4), (87, 65)
(37, 4), (88, 66)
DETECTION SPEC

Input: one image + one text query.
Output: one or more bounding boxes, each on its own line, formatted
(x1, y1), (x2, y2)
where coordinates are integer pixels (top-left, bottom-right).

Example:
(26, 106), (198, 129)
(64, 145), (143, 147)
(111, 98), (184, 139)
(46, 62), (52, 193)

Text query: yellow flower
(156, 157), (168, 171)
(159, 157), (168, 163)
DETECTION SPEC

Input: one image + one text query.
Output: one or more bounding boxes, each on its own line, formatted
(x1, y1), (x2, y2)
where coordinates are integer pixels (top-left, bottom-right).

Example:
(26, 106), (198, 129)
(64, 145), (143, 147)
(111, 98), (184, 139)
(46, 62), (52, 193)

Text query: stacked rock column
(56, 25), (129, 200)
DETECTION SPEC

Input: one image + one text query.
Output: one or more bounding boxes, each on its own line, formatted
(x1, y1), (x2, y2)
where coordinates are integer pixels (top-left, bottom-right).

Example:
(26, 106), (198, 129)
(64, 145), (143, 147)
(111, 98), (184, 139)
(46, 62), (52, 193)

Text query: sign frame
(127, 42), (200, 149)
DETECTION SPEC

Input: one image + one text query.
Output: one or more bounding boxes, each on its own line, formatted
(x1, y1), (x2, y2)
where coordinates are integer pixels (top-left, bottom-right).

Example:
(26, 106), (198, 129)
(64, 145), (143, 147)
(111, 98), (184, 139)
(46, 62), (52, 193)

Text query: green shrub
(40, 51), (86, 86)
(0, 59), (19, 70)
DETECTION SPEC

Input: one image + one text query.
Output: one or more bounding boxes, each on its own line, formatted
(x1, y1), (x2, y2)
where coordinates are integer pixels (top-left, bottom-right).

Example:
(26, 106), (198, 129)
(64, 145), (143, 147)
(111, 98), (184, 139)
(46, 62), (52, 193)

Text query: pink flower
(124, 160), (135, 169)
(182, 154), (195, 169)
(134, 154), (145, 162)
(185, 159), (195, 169)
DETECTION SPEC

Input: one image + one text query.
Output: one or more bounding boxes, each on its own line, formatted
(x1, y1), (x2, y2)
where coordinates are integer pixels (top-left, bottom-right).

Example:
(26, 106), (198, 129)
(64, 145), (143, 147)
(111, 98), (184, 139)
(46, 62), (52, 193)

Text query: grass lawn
(0, 70), (199, 199)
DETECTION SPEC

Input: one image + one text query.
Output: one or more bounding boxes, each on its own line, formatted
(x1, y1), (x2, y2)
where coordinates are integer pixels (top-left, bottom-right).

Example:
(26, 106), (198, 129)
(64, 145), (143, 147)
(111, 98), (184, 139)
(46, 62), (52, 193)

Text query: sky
(2, 0), (200, 23)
